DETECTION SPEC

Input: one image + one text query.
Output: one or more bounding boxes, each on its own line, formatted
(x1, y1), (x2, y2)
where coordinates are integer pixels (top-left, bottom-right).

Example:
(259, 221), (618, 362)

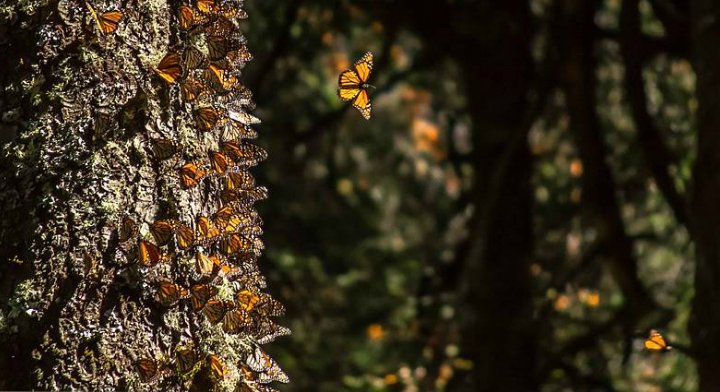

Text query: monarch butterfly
(223, 214), (251, 233)
(86, 2), (123, 34)
(220, 141), (268, 167)
(182, 46), (208, 70)
(180, 78), (205, 103)
(236, 289), (260, 312)
(212, 205), (237, 228)
(220, 120), (258, 141)
(252, 319), (292, 345)
(225, 170), (256, 190)
(175, 346), (198, 373)
(118, 216), (138, 243)
(211, 46), (253, 70)
(139, 239), (162, 266)
(219, 186), (269, 205)
(176, 222), (195, 249)
(150, 138), (178, 160)
(194, 107), (221, 131)
(255, 294), (286, 317)
(136, 357), (160, 382)
(150, 220), (176, 246)
(178, 5), (196, 30)
(201, 64), (238, 92)
(644, 329), (672, 351)
(202, 299), (233, 323)
(241, 224), (263, 237)
(220, 233), (253, 255)
(190, 283), (219, 311)
(222, 307), (251, 333)
(209, 151), (233, 175)
(157, 280), (190, 306)
(246, 346), (290, 384)
(208, 354), (229, 380)
(196, 215), (221, 241)
(196, 251), (216, 276)
(153, 52), (183, 84)
(338, 51), (373, 120)
(179, 162), (206, 189)
(207, 35), (233, 61)
(228, 109), (261, 126)
(196, 0), (217, 14)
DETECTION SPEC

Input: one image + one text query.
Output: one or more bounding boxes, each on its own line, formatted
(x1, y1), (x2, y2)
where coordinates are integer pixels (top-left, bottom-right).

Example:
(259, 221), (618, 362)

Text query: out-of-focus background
(243, 1), (699, 391)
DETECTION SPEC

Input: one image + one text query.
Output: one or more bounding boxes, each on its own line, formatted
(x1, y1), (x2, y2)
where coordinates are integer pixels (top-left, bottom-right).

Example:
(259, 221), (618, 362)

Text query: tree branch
(620, 0), (691, 229)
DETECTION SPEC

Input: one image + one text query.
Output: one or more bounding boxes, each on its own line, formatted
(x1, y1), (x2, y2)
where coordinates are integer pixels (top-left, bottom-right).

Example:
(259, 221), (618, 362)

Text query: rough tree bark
(690, 0), (720, 390)
(0, 1), (288, 390)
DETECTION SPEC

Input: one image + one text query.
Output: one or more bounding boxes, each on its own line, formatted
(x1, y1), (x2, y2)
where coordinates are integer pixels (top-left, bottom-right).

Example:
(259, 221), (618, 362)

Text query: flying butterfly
(179, 162), (206, 189)
(644, 329), (672, 352)
(136, 357), (160, 382)
(191, 283), (219, 311)
(150, 220), (176, 246)
(175, 346), (198, 373)
(118, 216), (138, 243)
(338, 51), (374, 120)
(153, 52), (183, 84)
(157, 280), (190, 307)
(86, 2), (123, 34)
(138, 239), (162, 266)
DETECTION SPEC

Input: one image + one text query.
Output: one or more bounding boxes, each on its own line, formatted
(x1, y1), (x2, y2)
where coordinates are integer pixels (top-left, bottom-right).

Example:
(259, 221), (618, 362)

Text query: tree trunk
(446, 2), (537, 391)
(0, 1), (287, 390)
(690, 0), (720, 390)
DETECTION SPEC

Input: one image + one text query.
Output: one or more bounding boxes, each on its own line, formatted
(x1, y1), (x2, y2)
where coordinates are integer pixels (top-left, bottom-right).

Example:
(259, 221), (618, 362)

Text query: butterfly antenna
(367, 84), (376, 90)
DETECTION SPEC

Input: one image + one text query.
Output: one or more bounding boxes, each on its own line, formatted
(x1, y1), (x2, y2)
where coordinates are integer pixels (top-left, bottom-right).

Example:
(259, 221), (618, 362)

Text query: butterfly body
(338, 52), (373, 120)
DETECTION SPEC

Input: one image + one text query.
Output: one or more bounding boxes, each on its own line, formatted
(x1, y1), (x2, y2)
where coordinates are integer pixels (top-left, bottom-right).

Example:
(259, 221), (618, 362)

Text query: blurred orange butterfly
(644, 329), (672, 352)
(338, 52), (373, 120)
(86, 2), (123, 34)
(153, 53), (183, 84)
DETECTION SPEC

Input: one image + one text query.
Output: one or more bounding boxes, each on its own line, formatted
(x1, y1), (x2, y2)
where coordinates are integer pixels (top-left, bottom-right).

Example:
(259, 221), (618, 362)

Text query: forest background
(3, 0), (720, 391)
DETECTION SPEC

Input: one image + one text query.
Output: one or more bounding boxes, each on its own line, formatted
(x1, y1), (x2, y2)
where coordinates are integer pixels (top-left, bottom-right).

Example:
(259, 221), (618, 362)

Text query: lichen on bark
(0, 1), (289, 390)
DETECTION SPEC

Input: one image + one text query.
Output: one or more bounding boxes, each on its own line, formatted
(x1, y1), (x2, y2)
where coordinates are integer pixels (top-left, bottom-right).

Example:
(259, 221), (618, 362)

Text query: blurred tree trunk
(443, 2), (537, 391)
(0, 1), (278, 390)
(690, 0), (720, 390)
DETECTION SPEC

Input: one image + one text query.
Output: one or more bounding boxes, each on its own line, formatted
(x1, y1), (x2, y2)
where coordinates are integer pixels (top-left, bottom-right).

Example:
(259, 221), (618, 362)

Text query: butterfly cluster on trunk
(100, 0), (289, 388)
